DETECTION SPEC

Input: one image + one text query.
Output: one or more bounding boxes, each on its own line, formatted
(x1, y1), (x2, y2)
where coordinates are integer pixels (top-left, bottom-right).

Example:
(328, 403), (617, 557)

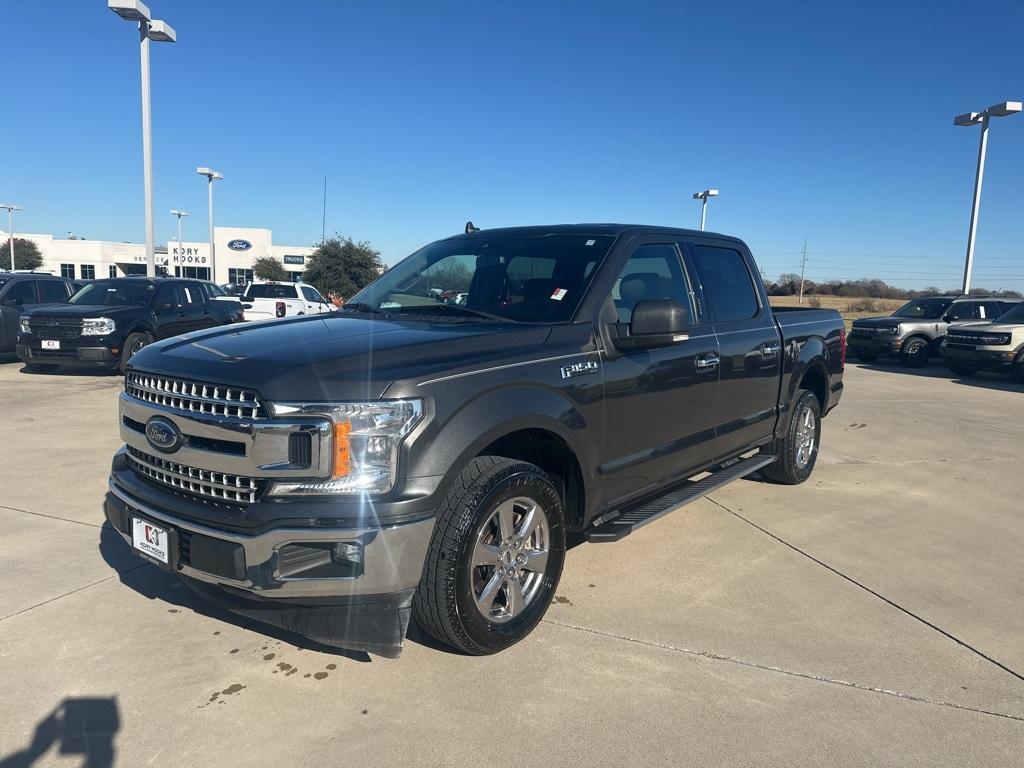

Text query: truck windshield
(69, 280), (156, 306)
(892, 299), (951, 319)
(247, 284), (298, 299)
(995, 302), (1024, 323)
(348, 234), (613, 323)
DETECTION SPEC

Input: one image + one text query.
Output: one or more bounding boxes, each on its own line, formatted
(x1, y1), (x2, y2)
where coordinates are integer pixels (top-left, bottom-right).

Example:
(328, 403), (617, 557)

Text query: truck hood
(951, 321), (1020, 333)
(126, 313), (551, 401)
(23, 304), (144, 320)
(851, 315), (901, 328)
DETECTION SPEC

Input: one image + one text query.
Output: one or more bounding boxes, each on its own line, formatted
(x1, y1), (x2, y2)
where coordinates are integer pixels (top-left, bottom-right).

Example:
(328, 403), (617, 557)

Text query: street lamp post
(953, 101), (1022, 294)
(1, 203), (21, 270)
(197, 168), (223, 282)
(169, 209), (189, 263)
(692, 189), (719, 231)
(109, 1), (176, 278)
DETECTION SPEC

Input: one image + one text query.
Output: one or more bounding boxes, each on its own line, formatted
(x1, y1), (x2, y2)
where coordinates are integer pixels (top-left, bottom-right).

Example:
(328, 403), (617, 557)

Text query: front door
(599, 240), (720, 505)
(683, 237), (780, 460)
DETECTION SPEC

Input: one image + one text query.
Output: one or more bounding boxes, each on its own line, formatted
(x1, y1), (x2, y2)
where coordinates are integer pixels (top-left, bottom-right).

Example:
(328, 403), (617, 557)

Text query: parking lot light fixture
(954, 101), (1022, 294)
(169, 209), (189, 256)
(692, 189), (719, 231)
(109, 0), (176, 278)
(197, 168), (223, 281)
(1, 203), (22, 270)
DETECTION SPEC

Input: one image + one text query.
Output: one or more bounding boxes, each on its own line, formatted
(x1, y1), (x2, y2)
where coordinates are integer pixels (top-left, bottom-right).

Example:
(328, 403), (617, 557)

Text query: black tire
(23, 362), (59, 373)
(948, 364), (977, 377)
(899, 336), (929, 368)
(762, 390), (822, 485)
(120, 332), (152, 374)
(413, 456), (566, 655)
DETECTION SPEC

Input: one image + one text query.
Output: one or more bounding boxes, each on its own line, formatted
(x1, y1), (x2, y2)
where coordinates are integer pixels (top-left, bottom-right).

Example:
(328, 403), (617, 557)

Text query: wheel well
(479, 429), (585, 531)
(799, 363), (828, 410)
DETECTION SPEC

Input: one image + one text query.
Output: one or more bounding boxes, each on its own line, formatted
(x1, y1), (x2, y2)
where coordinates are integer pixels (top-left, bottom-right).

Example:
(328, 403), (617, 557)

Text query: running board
(583, 454), (776, 543)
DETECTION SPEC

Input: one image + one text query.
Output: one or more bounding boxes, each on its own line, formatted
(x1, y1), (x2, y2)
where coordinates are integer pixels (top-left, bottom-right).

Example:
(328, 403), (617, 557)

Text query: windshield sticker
(585, 239), (596, 246)
(551, 288), (568, 301)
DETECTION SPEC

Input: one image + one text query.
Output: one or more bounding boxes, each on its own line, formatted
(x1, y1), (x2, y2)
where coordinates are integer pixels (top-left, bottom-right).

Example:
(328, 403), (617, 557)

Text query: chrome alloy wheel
(794, 404), (817, 469)
(471, 496), (550, 623)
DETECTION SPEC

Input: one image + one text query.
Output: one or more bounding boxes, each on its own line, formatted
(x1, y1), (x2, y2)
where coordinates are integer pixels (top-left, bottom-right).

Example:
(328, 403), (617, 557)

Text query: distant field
(769, 295), (903, 329)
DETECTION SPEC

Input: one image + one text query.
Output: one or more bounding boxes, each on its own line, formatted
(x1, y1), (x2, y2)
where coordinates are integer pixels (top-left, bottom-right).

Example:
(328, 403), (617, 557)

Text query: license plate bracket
(131, 515), (178, 572)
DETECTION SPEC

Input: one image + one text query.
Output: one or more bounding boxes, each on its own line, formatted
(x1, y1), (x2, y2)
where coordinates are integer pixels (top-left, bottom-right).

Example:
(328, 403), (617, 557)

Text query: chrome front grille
(126, 446), (261, 505)
(126, 372), (265, 419)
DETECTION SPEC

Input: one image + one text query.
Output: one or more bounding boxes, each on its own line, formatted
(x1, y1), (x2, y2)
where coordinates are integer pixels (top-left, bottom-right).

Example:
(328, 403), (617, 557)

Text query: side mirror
(612, 299), (690, 350)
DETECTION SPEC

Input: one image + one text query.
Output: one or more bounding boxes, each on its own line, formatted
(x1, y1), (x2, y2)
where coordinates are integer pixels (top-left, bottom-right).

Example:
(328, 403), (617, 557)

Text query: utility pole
(798, 240), (808, 305)
(321, 176), (328, 244)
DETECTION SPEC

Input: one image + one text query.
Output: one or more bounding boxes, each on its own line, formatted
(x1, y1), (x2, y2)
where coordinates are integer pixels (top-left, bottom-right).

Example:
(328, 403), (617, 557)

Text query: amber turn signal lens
(332, 421), (352, 478)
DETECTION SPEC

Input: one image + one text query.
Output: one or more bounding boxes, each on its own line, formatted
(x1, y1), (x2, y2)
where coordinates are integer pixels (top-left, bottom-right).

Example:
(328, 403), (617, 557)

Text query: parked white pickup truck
(241, 281), (335, 321)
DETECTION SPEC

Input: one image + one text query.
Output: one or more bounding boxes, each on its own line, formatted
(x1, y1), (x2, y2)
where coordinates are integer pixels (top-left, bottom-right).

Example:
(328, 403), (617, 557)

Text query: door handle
(761, 343), (781, 358)
(695, 354), (719, 372)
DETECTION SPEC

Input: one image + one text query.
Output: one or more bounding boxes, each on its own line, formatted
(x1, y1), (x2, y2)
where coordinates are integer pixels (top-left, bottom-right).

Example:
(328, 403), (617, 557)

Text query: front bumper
(940, 345), (1016, 370)
(105, 478), (435, 656)
(847, 334), (902, 357)
(16, 339), (119, 366)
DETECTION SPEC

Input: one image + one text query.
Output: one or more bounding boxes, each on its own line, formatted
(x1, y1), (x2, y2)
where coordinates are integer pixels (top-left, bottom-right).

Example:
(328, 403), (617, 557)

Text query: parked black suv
(0, 272), (77, 354)
(104, 224), (846, 658)
(16, 277), (244, 372)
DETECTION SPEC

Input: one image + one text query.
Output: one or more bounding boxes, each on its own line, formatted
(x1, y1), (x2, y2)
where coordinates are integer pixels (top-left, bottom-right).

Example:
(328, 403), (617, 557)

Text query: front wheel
(899, 337), (929, 368)
(120, 332), (152, 374)
(413, 456), (566, 655)
(762, 390), (821, 485)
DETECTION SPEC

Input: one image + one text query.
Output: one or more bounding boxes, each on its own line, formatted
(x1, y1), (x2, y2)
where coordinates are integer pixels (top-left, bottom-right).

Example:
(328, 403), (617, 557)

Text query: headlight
(271, 400), (423, 495)
(19, 317), (31, 334)
(81, 317), (116, 336)
(881, 325), (900, 335)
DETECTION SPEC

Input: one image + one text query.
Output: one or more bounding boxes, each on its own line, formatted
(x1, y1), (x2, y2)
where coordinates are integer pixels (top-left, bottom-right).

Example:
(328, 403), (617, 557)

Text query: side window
(301, 285), (323, 303)
(980, 302), (1002, 319)
(38, 280), (71, 302)
(946, 302), (979, 321)
(6, 281), (38, 305)
(687, 244), (759, 323)
(155, 283), (179, 307)
(178, 283), (202, 306)
(612, 244), (691, 325)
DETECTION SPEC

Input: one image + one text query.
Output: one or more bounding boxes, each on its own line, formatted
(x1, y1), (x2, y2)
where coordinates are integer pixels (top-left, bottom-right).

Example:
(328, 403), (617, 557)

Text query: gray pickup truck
(849, 295), (1020, 368)
(104, 224), (845, 657)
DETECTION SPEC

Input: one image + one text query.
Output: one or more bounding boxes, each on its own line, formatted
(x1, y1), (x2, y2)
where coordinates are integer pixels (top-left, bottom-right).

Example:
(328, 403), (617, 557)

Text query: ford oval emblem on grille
(145, 417), (182, 453)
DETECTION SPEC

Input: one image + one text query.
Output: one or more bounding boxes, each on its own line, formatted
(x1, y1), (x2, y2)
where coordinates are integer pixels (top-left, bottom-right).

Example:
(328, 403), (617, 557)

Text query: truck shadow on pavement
(97, 523), (374, 663)
(0, 697), (119, 768)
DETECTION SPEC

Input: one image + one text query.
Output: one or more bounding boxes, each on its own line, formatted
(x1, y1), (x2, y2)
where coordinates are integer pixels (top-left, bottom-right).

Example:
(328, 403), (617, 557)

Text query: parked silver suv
(849, 296), (1021, 368)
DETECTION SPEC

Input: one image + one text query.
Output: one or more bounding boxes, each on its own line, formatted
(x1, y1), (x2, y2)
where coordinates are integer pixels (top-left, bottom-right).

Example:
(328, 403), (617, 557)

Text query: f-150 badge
(560, 360), (599, 379)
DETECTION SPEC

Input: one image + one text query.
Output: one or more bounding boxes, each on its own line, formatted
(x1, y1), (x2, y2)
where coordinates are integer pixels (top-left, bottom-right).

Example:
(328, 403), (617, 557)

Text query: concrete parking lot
(0, 357), (1021, 767)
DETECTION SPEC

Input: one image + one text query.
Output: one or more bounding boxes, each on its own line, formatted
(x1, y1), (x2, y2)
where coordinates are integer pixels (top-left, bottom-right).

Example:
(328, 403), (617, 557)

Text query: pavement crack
(706, 496), (1024, 685)
(0, 565), (146, 622)
(0, 503), (103, 529)
(540, 618), (1024, 723)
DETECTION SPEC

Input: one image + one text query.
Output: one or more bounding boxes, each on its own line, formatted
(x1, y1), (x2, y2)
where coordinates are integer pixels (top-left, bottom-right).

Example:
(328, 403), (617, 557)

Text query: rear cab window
(686, 243), (760, 323)
(247, 284), (298, 300)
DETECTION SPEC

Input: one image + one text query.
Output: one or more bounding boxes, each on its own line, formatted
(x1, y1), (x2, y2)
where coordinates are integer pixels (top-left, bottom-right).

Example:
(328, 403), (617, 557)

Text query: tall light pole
(169, 208), (189, 257)
(692, 189), (719, 231)
(1, 203), (21, 271)
(197, 168), (223, 281)
(109, 1), (177, 278)
(953, 101), (1022, 294)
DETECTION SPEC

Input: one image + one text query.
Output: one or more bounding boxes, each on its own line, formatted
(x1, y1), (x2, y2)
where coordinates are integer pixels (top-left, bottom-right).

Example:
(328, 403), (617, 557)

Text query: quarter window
(612, 244), (692, 325)
(688, 244), (759, 323)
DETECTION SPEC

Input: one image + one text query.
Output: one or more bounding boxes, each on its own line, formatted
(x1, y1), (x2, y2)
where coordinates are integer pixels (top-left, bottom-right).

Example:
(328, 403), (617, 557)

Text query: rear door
(177, 282), (215, 331)
(153, 283), (189, 339)
(599, 238), (720, 503)
(682, 237), (781, 461)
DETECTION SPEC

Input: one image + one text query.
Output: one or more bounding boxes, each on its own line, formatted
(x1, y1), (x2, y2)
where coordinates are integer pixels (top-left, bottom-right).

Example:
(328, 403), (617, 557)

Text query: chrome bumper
(108, 479), (434, 599)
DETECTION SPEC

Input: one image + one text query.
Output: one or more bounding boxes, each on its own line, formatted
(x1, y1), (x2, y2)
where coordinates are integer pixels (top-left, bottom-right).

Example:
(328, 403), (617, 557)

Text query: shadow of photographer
(0, 697), (119, 768)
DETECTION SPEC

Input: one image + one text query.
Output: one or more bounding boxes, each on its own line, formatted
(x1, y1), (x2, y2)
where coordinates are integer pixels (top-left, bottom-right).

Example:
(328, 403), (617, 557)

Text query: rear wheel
(762, 389), (821, 485)
(120, 332), (152, 374)
(413, 456), (566, 655)
(899, 337), (929, 368)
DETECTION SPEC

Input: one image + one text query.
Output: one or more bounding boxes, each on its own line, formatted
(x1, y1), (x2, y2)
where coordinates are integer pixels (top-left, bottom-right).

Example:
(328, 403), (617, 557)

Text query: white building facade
(1, 226), (315, 285)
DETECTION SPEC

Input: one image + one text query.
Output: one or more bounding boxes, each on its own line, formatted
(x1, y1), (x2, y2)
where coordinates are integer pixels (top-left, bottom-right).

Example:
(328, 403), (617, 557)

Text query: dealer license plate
(132, 517), (170, 565)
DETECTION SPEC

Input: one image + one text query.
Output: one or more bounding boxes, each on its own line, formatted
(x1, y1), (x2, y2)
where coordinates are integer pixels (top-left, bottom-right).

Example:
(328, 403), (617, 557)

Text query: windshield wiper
(398, 303), (509, 322)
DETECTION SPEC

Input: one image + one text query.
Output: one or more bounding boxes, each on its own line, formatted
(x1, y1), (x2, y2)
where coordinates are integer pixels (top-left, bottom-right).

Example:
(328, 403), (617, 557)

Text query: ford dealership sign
(227, 239), (252, 251)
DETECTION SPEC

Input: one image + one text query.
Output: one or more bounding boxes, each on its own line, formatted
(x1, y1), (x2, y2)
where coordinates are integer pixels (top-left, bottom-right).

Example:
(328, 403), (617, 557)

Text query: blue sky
(4, 0), (1023, 290)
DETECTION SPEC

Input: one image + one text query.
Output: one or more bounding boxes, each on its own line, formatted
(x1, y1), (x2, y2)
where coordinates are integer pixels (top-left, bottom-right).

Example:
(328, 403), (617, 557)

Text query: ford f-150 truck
(104, 224), (845, 657)
(241, 280), (334, 321)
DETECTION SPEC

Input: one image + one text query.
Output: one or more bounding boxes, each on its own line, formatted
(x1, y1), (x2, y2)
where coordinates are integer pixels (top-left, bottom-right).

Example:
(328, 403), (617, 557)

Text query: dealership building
(1, 226), (315, 285)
